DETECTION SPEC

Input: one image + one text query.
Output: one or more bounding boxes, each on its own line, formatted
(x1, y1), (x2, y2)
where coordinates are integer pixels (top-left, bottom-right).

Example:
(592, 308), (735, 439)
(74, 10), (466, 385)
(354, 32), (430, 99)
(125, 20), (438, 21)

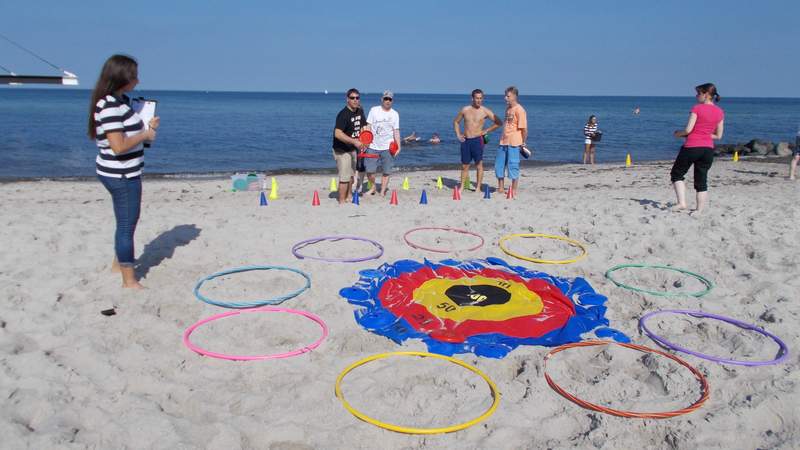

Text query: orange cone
(453, 185), (461, 200)
(311, 190), (320, 206)
(390, 190), (398, 205)
(506, 186), (514, 200)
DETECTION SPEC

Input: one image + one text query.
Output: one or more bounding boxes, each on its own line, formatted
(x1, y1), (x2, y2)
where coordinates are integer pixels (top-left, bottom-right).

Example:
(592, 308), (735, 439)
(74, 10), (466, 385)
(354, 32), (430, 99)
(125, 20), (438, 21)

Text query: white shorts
(585, 138), (593, 145)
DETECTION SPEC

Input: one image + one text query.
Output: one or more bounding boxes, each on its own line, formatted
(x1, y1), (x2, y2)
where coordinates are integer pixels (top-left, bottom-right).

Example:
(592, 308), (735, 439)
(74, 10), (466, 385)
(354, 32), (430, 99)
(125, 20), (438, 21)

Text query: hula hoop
(183, 307), (328, 361)
(291, 235), (384, 263)
(604, 264), (713, 298)
(543, 340), (709, 419)
(498, 233), (588, 265)
(639, 309), (789, 366)
(335, 351), (501, 434)
(403, 227), (485, 253)
(194, 265), (311, 309)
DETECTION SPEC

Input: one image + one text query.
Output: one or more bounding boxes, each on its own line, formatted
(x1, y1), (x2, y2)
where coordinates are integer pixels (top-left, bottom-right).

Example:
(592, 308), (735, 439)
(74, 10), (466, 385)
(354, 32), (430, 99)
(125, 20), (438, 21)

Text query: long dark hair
(88, 55), (138, 139)
(695, 83), (721, 103)
(586, 115), (597, 125)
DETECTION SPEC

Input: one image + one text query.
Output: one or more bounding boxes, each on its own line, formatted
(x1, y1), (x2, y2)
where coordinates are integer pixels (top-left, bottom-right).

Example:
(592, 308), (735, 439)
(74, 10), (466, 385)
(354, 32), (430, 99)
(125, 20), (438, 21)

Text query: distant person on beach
(88, 54), (159, 289)
(402, 131), (419, 144)
(363, 90), (400, 196)
(583, 115), (600, 165)
(671, 83), (724, 215)
(495, 86), (528, 195)
(332, 88), (367, 204)
(633, 106), (640, 115)
(791, 126), (800, 180)
(429, 133), (441, 144)
(453, 89), (501, 192)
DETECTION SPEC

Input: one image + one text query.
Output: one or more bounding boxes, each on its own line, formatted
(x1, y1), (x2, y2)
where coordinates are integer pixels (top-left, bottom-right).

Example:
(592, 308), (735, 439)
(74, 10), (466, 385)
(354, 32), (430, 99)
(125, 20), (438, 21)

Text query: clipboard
(131, 97), (157, 147)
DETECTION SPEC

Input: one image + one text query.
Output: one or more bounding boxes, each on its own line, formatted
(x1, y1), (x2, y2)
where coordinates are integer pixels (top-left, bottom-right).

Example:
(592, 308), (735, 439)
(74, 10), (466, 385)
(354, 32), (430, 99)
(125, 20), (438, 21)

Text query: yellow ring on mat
(498, 233), (588, 265)
(334, 351), (501, 434)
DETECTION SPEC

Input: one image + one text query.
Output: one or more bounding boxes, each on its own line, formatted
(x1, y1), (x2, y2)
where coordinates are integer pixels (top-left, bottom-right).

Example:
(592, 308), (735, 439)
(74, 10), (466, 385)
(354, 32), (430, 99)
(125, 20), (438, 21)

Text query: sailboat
(0, 33), (79, 86)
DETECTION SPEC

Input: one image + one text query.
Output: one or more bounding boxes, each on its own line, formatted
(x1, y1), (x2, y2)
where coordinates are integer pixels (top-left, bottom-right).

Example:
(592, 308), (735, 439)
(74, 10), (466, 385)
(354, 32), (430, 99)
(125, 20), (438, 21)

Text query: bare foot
(671, 204), (688, 213)
(689, 209), (704, 217)
(122, 281), (145, 289)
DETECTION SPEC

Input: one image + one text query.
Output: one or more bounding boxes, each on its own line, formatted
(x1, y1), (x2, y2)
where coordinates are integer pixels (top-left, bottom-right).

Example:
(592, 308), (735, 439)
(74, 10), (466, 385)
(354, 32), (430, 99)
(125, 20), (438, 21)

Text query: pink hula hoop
(183, 307), (329, 361)
(403, 227), (485, 253)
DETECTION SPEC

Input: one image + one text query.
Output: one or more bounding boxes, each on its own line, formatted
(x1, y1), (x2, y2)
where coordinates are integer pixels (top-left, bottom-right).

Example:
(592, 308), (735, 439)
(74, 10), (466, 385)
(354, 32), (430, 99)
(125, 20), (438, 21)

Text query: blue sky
(2, 0), (798, 96)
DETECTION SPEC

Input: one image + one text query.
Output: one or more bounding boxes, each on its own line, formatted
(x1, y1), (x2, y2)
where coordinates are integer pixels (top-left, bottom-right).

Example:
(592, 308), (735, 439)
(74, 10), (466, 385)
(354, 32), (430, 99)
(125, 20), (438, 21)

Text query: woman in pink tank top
(670, 83), (725, 215)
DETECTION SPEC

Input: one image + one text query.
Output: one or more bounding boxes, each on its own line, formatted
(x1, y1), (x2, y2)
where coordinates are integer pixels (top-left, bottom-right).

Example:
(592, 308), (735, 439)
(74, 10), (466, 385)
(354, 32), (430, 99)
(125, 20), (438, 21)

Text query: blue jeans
(98, 175), (141, 266)
(494, 145), (520, 180)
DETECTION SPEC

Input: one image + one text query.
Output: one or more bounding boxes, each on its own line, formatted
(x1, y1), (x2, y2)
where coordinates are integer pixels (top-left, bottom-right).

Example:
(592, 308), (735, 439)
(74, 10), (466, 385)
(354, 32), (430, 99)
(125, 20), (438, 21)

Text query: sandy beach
(0, 159), (797, 449)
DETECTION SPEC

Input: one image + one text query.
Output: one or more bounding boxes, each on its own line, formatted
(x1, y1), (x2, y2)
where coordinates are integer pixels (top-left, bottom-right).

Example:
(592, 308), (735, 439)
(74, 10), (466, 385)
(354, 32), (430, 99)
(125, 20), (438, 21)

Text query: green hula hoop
(604, 264), (713, 298)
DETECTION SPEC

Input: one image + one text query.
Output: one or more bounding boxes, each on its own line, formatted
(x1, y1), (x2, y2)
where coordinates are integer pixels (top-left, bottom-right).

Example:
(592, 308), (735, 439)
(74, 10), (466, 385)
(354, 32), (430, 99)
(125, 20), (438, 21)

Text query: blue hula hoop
(194, 265), (311, 309)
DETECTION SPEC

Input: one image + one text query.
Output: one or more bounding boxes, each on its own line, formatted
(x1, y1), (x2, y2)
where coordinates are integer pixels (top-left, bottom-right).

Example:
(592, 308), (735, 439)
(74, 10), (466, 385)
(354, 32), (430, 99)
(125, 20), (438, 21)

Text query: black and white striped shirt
(94, 94), (145, 178)
(584, 123), (598, 138)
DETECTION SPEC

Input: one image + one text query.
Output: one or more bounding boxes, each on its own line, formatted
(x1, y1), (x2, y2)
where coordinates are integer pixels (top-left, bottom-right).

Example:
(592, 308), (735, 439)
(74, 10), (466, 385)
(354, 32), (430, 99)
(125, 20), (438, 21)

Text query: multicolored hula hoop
(498, 233), (588, 265)
(639, 309), (789, 366)
(183, 307), (328, 361)
(604, 264), (713, 298)
(194, 265), (311, 309)
(335, 351), (501, 434)
(291, 235), (384, 263)
(543, 340), (709, 419)
(402, 227), (485, 253)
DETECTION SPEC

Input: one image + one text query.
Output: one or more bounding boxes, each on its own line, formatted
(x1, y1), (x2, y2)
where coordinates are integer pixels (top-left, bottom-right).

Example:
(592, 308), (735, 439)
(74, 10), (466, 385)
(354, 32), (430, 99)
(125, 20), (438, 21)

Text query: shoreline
(0, 155), (791, 183)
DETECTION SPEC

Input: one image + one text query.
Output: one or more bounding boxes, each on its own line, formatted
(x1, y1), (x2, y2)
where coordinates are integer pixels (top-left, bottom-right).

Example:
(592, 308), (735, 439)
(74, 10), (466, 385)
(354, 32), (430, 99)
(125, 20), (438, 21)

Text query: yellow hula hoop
(498, 233), (588, 265)
(334, 351), (501, 434)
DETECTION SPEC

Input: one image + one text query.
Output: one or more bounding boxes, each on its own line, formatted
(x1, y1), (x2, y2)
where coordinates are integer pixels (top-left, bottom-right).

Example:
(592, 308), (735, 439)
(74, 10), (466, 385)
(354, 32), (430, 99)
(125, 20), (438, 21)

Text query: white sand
(0, 160), (797, 449)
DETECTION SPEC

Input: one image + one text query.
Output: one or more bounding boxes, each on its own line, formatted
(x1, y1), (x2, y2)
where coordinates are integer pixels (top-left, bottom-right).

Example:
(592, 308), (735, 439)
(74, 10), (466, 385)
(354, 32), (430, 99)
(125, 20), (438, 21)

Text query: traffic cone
(311, 190), (320, 206)
(330, 177), (338, 192)
(368, 180), (374, 190)
(506, 186), (514, 200)
(402, 177), (410, 190)
(419, 190), (428, 204)
(483, 184), (491, 199)
(625, 153), (632, 167)
(733, 151), (739, 162)
(436, 176), (443, 190)
(259, 191), (268, 206)
(465, 178), (473, 191)
(269, 177), (278, 200)
(352, 191), (360, 205)
(453, 185), (461, 200)
(390, 190), (398, 205)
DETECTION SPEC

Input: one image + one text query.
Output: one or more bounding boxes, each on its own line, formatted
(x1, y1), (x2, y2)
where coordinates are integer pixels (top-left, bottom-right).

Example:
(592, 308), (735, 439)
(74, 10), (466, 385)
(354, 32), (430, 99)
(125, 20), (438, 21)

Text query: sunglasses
(348, 96), (360, 100)
(383, 97), (393, 102)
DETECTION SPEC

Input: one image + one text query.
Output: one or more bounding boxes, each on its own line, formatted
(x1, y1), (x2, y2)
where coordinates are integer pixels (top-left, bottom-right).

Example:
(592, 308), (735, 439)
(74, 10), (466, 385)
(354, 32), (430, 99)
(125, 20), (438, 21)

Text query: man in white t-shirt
(363, 90), (401, 196)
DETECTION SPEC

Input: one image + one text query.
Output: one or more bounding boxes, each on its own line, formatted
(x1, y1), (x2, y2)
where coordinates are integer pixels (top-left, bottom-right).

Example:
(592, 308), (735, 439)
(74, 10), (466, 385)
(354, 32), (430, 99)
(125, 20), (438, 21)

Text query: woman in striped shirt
(88, 54), (159, 289)
(583, 115), (599, 164)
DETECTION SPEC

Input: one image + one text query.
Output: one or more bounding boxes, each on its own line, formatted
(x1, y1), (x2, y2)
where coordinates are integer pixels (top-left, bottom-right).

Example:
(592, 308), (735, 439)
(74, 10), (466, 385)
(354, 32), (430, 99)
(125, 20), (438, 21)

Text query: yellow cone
(625, 153), (632, 167)
(402, 177), (410, 190)
(368, 180), (374, 190)
(330, 177), (338, 192)
(465, 178), (473, 191)
(733, 151), (739, 162)
(269, 177), (278, 200)
(436, 176), (443, 190)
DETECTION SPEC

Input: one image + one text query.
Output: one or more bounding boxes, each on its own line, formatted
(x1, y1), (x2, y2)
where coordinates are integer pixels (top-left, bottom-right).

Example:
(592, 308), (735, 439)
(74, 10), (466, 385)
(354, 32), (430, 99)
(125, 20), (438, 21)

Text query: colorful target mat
(338, 257), (628, 358)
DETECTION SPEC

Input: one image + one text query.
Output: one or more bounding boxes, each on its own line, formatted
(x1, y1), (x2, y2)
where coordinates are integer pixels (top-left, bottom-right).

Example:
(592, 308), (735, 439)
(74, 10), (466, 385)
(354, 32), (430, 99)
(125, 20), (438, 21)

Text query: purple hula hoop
(291, 235), (384, 263)
(639, 309), (789, 366)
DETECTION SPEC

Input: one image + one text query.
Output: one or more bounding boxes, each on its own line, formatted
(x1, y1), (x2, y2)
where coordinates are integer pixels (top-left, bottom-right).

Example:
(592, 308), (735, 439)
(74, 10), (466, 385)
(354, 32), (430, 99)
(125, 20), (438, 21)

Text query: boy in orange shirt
(495, 86), (528, 195)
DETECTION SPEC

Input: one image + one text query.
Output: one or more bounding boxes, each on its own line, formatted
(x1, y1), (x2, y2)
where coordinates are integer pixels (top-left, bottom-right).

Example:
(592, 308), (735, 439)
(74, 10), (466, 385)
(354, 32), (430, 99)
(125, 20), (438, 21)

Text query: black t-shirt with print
(333, 106), (365, 153)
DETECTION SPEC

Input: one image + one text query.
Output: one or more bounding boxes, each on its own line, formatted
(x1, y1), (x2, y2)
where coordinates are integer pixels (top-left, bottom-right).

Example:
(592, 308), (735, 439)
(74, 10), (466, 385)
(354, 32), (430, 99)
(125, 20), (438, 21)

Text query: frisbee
(389, 141), (399, 156)
(359, 130), (373, 145)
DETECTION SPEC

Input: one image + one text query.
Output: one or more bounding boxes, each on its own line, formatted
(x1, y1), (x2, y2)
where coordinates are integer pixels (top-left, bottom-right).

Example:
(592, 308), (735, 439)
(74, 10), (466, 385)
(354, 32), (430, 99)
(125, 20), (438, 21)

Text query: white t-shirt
(366, 106), (400, 151)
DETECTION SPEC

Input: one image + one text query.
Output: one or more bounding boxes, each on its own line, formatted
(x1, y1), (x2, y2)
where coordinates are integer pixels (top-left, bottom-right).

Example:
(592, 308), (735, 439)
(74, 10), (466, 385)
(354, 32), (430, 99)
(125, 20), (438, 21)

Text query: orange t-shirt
(500, 104), (527, 146)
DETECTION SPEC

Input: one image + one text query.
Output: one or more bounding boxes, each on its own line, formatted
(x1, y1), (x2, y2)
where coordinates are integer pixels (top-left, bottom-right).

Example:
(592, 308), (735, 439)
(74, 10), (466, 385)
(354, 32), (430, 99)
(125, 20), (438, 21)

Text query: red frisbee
(389, 141), (399, 156)
(359, 131), (373, 145)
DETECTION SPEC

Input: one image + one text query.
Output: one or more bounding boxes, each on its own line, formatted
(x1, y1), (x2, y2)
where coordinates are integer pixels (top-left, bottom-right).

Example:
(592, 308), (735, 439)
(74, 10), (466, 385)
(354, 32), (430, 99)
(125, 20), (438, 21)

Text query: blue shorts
(460, 137), (484, 164)
(494, 145), (520, 180)
(363, 149), (395, 175)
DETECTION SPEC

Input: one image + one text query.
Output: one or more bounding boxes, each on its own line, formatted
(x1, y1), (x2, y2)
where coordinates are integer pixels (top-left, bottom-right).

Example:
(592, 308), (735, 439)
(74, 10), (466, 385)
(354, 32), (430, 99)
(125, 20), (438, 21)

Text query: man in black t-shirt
(333, 88), (367, 204)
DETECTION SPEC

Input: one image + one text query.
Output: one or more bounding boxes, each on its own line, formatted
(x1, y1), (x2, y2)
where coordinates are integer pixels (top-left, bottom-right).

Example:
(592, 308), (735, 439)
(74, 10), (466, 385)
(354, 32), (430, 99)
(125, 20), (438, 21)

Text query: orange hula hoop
(543, 340), (710, 419)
